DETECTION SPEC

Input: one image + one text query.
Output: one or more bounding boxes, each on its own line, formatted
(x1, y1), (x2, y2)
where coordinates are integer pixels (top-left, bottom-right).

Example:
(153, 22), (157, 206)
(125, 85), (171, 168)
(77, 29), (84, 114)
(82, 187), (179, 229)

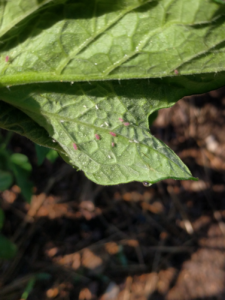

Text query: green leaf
(0, 101), (65, 154)
(0, 234), (17, 259)
(35, 144), (58, 165)
(0, 0), (225, 185)
(9, 153), (33, 202)
(0, 0), (63, 38)
(0, 170), (13, 191)
(46, 149), (58, 163)
(0, 208), (4, 230)
(0, 147), (11, 170)
(35, 144), (51, 165)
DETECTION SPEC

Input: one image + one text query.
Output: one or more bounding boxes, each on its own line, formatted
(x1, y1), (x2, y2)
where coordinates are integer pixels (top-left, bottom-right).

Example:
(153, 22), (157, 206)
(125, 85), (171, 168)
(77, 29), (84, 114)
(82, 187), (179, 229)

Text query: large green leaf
(0, 0), (224, 185)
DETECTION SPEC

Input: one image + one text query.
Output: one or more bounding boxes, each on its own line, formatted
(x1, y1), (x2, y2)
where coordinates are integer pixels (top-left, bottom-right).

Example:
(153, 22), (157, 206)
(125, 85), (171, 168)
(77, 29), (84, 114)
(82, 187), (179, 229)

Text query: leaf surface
(0, 0), (225, 185)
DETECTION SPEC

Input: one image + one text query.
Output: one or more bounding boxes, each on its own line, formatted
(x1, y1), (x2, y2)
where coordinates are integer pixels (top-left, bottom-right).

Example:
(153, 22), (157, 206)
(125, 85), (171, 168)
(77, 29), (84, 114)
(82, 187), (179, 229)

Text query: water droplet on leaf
(143, 182), (152, 187)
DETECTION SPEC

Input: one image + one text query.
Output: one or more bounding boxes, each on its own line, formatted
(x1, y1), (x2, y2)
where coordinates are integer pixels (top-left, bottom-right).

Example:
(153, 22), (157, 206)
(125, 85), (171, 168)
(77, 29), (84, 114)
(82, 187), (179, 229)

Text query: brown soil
(1, 87), (225, 300)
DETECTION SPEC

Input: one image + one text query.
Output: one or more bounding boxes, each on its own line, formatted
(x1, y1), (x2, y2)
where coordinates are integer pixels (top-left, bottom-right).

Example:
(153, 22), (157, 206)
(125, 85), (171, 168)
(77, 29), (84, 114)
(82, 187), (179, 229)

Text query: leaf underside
(0, 0), (225, 185)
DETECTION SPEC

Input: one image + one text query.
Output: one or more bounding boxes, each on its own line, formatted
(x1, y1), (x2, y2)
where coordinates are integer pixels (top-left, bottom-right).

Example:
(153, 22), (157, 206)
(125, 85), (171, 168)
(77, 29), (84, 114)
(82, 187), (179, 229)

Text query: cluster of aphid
(72, 117), (130, 151)
(72, 117), (151, 187)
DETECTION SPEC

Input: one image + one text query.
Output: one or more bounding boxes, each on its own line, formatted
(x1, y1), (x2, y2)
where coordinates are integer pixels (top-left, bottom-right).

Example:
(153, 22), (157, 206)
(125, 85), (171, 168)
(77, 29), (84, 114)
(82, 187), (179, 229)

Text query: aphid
(5, 56), (9, 62)
(119, 118), (124, 122)
(70, 81), (74, 85)
(100, 124), (104, 127)
(109, 132), (116, 137)
(111, 142), (115, 147)
(95, 105), (99, 110)
(73, 143), (78, 150)
(108, 155), (111, 159)
(52, 139), (56, 143)
(123, 122), (130, 126)
(95, 134), (100, 140)
(104, 122), (109, 127)
(174, 69), (179, 75)
(134, 140), (139, 143)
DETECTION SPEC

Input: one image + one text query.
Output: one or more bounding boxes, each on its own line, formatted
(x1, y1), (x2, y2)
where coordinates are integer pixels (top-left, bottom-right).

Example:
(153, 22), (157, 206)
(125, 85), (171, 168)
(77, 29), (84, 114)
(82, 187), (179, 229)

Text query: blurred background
(1, 87), (225, 300)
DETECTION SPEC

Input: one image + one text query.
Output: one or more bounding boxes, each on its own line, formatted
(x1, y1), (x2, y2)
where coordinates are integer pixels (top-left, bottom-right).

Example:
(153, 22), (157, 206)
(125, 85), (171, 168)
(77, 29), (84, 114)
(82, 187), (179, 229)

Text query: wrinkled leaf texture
(0, 0), (225, 185)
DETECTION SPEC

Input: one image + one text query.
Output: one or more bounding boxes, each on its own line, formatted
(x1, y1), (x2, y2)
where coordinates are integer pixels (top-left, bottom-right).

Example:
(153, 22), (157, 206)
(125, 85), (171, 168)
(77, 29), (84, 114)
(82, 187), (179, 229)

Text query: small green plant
(0, 132), (33, 202)
(0, 208), (17, 259)
(0, 0), (225, 186)
(35, 143), (59, 166)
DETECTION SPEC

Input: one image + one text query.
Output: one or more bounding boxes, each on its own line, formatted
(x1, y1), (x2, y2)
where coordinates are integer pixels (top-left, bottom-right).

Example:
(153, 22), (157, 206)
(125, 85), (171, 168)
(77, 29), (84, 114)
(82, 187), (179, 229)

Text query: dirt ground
(1, 87), (225, 300)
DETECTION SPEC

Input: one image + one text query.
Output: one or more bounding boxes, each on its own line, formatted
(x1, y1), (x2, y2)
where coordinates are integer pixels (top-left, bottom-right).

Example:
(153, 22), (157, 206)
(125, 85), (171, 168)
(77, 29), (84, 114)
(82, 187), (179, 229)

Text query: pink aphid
(119, 118), (124, 122)
(123, 122), (130, 126)
(109, 132), (116, 137)
(5, 56), (9, 62)
(174, 69), (179, 75)
(112, 142), (115, 147)
(95, 134), (100, 140)
(73, 143), (78, 150)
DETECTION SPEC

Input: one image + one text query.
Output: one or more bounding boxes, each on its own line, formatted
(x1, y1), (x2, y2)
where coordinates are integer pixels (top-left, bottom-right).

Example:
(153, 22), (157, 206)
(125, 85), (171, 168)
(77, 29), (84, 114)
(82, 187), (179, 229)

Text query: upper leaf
(0, 0), (225, 85)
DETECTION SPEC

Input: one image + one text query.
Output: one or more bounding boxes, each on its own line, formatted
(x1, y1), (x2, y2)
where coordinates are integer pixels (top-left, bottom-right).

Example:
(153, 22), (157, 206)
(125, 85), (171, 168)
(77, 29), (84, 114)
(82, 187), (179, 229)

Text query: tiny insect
(95, 105), (99, 110)
(95, 134), (100, 140)
(109, 132), (116, 137)
(174, 69), (179, 75)
(5, 56), (9, 62)
(123, 122), (130, 126)
(73, 143), (78, 150)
